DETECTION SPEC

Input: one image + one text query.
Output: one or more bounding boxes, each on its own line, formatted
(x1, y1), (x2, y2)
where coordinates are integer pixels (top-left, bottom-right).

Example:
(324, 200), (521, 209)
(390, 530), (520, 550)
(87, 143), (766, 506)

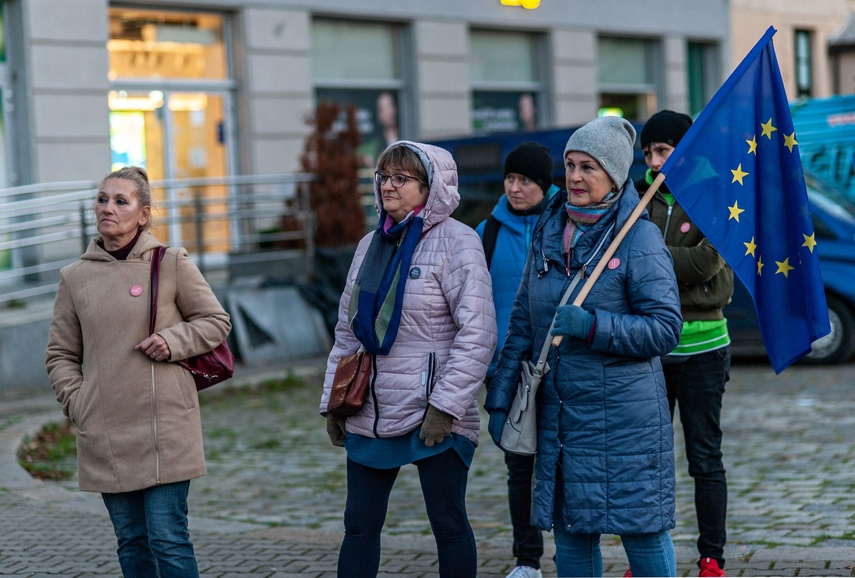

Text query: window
(469, 29), (544, 133)
(312, 19), (407, 165)
(687, 41), (720, 116)
(108, 9), (227, 80)
(795, 30), (813, 98)
(598, 37), (659, 119)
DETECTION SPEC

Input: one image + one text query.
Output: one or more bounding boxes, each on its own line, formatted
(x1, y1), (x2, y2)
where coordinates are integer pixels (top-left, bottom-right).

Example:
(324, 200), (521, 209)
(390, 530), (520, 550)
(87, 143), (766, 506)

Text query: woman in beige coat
(45, 166), (231, 577)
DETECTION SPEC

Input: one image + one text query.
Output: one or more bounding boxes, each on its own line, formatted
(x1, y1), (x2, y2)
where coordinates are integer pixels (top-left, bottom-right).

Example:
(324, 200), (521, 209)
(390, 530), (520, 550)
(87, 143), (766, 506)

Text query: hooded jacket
(319, 141), (498, 445)
(476, 185), (560, 377)
(46, 231), (231, 493)
(485, 182), (682, 535)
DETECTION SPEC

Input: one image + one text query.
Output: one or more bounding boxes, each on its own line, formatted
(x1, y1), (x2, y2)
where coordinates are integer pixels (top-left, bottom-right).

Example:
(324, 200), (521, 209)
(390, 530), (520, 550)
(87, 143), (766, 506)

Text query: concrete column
(664, 35), (689, 114)
(23, 0), (111, 183)
(238, 7), (313, 174)
(412, 21), (470, 140)
(551, 29), (599, 126)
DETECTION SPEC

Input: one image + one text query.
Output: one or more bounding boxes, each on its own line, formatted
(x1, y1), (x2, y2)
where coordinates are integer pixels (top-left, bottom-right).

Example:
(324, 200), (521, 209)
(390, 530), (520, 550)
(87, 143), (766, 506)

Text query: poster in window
(472, 91), (538, 134)
(315, 88), (400, 168)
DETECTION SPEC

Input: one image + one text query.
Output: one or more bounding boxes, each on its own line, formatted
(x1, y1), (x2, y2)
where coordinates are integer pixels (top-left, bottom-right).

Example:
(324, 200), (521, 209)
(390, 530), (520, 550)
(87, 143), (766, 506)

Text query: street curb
(0, 409), (61, 490)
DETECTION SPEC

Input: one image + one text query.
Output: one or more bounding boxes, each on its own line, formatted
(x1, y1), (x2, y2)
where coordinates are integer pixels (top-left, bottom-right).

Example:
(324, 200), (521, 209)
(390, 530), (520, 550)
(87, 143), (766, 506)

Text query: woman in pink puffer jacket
(320, 141), (497, 578)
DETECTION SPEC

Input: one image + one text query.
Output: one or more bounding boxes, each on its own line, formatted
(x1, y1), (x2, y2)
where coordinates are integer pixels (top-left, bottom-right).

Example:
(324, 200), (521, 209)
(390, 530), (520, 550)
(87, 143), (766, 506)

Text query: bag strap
(481, 215), (501, 269)
(530, 269), (583, 374)
(148, 246), (167, 336)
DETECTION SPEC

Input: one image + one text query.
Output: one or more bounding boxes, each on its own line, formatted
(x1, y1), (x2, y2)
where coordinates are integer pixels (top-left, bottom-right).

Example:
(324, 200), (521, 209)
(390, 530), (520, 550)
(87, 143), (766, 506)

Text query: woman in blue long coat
(485, 117), (683, 577)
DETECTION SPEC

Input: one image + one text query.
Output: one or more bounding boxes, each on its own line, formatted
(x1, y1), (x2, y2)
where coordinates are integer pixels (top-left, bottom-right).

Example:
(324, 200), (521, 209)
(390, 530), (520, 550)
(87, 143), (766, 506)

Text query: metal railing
(0, 173), (316, 305)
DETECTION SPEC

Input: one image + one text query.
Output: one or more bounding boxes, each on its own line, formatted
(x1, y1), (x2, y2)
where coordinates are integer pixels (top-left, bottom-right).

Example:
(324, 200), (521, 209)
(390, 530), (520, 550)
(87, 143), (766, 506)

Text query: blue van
(791, 94), (855, 204)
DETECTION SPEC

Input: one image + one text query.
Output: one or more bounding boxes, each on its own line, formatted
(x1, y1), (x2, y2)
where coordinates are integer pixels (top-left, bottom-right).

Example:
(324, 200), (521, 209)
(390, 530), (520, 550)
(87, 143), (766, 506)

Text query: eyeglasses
(374, 171), (424, 189)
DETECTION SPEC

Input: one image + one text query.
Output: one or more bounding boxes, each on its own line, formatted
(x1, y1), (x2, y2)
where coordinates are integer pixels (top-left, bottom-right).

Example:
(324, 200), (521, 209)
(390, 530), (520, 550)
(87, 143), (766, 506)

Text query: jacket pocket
(419, 352), (438, 407)
(69, 381), (90, 428)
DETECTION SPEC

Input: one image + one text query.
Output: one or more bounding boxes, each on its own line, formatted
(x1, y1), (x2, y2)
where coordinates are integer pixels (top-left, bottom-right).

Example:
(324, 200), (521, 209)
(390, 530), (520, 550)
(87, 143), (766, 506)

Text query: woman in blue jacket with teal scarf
(477, 142), (559, 578)
(486, 117), (683, 577)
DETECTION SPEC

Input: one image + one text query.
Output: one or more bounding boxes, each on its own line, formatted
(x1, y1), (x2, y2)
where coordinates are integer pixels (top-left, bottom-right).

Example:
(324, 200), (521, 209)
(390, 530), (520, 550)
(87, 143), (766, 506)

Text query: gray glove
(419, 405), (454, 447)
(326, 414), (346, 447)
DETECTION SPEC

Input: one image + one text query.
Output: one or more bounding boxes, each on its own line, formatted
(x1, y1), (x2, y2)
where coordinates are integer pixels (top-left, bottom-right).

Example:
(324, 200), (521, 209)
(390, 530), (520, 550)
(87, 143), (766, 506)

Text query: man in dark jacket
(637, 110), (734, 578)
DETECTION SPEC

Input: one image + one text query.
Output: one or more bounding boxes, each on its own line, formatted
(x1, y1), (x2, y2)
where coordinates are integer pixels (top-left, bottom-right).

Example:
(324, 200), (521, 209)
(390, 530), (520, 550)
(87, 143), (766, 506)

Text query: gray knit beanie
(564, 117), (636, 188)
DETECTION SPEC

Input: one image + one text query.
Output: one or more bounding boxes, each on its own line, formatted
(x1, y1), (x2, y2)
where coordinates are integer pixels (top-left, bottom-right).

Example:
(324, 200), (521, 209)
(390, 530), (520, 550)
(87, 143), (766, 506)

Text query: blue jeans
(553, 526), (676, 577)
(338, 449), (477, 578)
(504, 451), (543, 569)
(101, 480), (198, 578)
(663, 346), (730, 567)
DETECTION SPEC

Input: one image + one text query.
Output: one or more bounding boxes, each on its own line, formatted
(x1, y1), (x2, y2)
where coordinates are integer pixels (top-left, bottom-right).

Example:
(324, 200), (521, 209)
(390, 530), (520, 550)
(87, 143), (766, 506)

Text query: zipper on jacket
(150, 361), (161, 485)
(663, 205), (674, 238)
(370, 354), (381, 437)
(426, 353), (437, 399)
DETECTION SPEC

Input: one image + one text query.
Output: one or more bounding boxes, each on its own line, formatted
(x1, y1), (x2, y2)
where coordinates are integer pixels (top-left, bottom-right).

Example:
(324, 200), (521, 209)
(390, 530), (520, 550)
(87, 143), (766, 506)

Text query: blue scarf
(348, 211), (425, 355)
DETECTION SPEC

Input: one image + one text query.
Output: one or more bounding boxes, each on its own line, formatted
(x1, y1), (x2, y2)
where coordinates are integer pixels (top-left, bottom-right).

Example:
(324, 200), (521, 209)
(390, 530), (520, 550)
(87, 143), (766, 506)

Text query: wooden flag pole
(552, 171), (667, 347)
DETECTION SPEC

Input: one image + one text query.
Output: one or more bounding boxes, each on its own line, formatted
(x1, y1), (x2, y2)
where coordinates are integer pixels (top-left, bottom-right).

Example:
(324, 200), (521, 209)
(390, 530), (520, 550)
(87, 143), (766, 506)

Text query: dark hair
(99, 166), (153, 231)
(376, 145), (428, 189)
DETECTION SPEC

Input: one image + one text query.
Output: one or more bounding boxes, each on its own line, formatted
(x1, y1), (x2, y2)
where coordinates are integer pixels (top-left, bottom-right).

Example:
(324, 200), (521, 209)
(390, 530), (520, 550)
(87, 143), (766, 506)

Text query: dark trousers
(664, 346), (731, 567)
(338, 448), (477, 578)
(505, 451), (543, 569)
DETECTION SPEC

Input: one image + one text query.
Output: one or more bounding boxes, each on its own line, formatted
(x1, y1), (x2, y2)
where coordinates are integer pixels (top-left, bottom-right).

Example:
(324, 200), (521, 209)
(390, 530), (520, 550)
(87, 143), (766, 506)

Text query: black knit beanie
(640, 110), (693, 148)
(503, 142), (553, 192)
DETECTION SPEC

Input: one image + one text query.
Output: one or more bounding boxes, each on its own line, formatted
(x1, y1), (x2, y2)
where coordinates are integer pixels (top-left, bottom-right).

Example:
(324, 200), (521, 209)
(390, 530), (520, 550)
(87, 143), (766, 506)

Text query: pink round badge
(607, 258), (621, 270)
(680, 222), (691, 233)
(130, 285), (143, 297)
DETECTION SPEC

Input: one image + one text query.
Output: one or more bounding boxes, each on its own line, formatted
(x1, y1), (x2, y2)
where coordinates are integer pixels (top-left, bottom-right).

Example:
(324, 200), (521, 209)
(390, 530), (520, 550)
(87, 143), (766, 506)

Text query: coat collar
(81, 230), (165, 262)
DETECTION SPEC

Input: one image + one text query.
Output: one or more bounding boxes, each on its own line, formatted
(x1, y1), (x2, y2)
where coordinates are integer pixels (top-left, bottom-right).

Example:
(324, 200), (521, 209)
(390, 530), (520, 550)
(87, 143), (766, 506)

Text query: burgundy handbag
(326, 349), (372, 417)
(150, 246), (235, 391)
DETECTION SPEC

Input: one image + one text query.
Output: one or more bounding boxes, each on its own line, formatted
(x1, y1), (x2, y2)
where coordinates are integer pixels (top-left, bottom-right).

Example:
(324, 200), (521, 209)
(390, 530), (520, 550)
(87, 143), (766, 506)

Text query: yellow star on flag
(784, 132), (798, 153)
(731, 164), (749, 185)
(761, 118), (777, 139)
(744, 236), (757, 256)
(728, 201), (745, 222)
(802, 232), (817, 252)
(775, 257), (794, 277)
(757, 256), (764, 275)
(746, 136), (758, 155)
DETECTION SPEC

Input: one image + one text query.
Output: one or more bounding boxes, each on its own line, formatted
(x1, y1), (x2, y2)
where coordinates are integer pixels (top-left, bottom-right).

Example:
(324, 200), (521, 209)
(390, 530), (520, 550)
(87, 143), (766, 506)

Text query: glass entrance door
(109, 89), (230, 252)
(107, 7), (233, 256)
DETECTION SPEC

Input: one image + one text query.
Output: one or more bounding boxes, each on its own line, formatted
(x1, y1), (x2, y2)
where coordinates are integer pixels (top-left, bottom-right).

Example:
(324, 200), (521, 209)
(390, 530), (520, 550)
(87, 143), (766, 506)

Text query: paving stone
(2, 360), (855, 576)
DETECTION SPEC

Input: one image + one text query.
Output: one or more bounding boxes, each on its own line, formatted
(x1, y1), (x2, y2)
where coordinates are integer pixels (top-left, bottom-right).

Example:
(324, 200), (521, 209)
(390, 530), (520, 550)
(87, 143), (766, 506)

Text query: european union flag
(661, 26), (830, 373)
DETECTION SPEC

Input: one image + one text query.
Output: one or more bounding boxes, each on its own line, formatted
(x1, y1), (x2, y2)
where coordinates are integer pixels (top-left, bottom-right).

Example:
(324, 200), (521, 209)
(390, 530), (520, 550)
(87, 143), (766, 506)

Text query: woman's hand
(135, 334), (172, 362)
(488, 411), (507, 445)
(420, 405), (454, 447)
(326, 414), (346, 447)
(551, 305), (595, 340)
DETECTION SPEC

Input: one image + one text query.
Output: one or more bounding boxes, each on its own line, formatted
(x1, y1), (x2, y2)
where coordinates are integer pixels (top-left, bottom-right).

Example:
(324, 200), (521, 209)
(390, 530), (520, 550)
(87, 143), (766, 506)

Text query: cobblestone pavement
(1, 358), (854, 576)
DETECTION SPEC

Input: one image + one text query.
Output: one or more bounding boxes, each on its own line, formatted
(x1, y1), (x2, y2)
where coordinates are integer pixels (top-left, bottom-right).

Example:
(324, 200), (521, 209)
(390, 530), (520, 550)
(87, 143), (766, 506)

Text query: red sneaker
(623, 568), (632, 578)
(698, 557), (726, 577)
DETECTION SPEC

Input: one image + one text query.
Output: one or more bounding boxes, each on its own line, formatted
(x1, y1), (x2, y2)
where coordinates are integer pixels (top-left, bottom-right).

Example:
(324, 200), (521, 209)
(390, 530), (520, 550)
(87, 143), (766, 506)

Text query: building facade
(729, 0), (855, 99)
(0, 0), (730, 187)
